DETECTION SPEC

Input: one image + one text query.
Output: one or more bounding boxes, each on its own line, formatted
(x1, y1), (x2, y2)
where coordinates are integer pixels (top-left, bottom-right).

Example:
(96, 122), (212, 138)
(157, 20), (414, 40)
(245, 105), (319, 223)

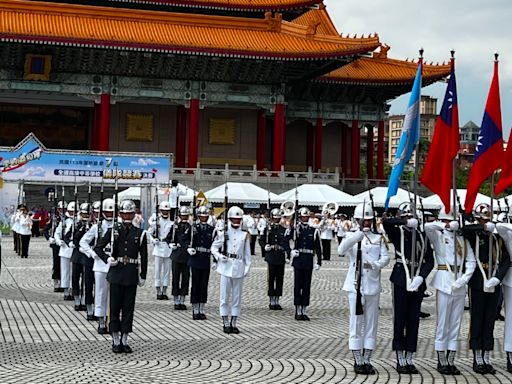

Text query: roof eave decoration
(0, 0), (380, 61)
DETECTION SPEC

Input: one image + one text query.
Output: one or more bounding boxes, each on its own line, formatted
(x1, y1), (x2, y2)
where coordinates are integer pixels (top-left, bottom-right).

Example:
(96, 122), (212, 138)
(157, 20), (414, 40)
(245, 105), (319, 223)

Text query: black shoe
(74, 305), (81, 311)
(53, 288), (60, 293)
(199, 314), (207, 320)
(449, 365), (461, 375)
(269, 304), (275, 310)
(223, 325), (231, 334)
(57, 288), (65, 293)
(396, 364), (409, 374)
(174, 304), (180, 310)
(123, 344), (133, 353)
(407, 364), (419, 374)
(353, 363), (367, 374)
(64, 295), (74, 301)
(507, 359), (512, 373)
(192, 313), (200, 320)
(231, 326), (240, 334)
(365, 364), (376, 375)
(156, 294), (163, 300)
(295, 314), (302, 321)
(419, 311), (430, 319)
(437, 363), (451, 375)
(112, 344), (123, 353)
(79, 304), (87, 312)
(161, 294), (169, 300)
(473, 362), (487, 374)
(302, 314), (310, 321)
(180, 304), (187, 310)
(274, 304), (282, 310)
(87, 314), (97, 321)
(484, 363), (496, 374)
(97, 326), (108, 335)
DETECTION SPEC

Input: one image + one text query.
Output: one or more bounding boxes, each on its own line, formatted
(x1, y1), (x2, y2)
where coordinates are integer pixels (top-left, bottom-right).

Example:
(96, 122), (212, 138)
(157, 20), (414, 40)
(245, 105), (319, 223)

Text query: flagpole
(450, 50), (459, 281)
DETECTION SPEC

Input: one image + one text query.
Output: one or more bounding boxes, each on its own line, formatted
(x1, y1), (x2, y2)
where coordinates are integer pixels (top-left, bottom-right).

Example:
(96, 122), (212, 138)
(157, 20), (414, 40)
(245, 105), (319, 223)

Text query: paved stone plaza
(0, 237), (510, 383)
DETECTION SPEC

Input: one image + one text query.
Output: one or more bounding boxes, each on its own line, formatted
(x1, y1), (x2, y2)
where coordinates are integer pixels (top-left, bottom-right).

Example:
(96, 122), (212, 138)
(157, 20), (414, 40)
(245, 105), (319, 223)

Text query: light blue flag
(385, 63), (422, 210)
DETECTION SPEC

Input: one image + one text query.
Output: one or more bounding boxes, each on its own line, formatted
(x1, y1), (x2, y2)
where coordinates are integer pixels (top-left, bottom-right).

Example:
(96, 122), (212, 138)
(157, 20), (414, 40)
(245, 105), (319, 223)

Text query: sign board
(196, 191), (208, 207)
(0, 133), (172, 185)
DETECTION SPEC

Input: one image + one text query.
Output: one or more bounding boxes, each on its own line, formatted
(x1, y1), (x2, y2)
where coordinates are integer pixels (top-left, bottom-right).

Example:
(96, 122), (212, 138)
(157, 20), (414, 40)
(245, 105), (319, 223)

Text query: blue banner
(0, 133), (171, 185)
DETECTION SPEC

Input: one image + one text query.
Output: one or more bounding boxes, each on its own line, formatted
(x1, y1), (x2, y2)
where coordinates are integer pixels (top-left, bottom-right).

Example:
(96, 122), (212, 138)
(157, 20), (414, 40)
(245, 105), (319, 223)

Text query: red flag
(465, 57), (504, 213)
(495, 130), (512, 194)
(421, 59), (459, 212)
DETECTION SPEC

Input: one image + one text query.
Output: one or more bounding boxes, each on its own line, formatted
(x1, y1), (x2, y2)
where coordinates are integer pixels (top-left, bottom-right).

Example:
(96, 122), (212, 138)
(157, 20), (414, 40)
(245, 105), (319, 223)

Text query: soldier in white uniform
(148, 201), (173, 300)
(169, 180), (187, 221)
(79, 198), (116, 334)
(495, 214), (512, 373)
(211, 206), (251, 334)
(338, 203), (390, 375)
(425, 209), (476, 375)
(54, 202), (76, 301)
(319, 214), (335, 261)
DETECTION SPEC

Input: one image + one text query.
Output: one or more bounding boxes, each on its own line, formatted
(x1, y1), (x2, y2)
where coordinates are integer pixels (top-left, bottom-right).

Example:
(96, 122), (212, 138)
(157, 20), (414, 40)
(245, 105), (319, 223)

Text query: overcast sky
(324, 0), (512, 138)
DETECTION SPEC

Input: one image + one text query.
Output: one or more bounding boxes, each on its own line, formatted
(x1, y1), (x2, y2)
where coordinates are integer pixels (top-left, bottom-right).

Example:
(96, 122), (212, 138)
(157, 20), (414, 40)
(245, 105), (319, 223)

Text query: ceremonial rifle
(354, 200), (365, 316)
(506, 197), (510, 224)
(223, 183), (228, 256)
(87, 182), (92, 230)
(369, 191), (377, 233)
(155, 182), (160, 240)
(61, 185), (66, 242)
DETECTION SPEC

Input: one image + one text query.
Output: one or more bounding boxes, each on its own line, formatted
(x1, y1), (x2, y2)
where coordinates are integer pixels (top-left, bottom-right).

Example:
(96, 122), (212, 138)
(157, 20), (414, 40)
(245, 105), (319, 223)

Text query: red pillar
(366, 125), (374, 179)
(256, 110), (266, 170)
(187, 99), (200, 168)
(272, 103), (285, 172)
(306, 123), (314, 169)
(351, 120), (360, 178)
(315, 117), (323, 172)
(377, 120), (385, 179)
(340, 124), (348, 175)
(175, 105), (186, 168)
(91, 103), (100, 150)
(98, 93), (110, 151)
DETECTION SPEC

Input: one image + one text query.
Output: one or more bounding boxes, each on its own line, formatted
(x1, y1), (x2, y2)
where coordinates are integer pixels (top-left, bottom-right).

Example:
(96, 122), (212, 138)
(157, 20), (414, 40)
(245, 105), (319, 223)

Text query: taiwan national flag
(421, 61), (459, 213)
(465, 59), (504, 213)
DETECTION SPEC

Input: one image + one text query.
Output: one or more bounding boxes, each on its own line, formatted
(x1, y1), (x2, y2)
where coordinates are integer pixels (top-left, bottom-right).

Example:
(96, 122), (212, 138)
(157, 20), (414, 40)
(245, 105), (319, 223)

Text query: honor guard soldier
(80, 198), (116, 334)
(338, 203), (390, 375)
(166, 206), (193, 310)
(259, 208), (291, 310)
(211, 206), (251, 334)
(290, 207), (322, 321)
(17, 205), (32, 258)
(496, 211), (512, 373)
(425, 209), (476, 375)
(189, 206), (216, 320)
(94, 200), (148, 353)
(54, 202), (76, 301)
(383, 202), (434, 374)
(48, 201), (66, 292)
(169, 180), (187, 221)
(10, 205), (20, 255)
(461, 203), (511, 374)
(148, 201), (173, 300)
(70, 203), (95, 319)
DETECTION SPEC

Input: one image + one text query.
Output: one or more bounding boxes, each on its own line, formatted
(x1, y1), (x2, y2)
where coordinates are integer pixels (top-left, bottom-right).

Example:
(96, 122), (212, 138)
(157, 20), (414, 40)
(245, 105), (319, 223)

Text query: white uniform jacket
(496, 223), (512, 288)
(11, 211), (20, 233)
(17, 214), (32, 235)
(211, 224), (251, 279)
(425, 221), (476, 296)
(339, 230), (390, 296)
(320, 219), (335, 240)
(147, 213), (173, 258)
(79, 220), (114, 273)
(54, 217), (74, 258)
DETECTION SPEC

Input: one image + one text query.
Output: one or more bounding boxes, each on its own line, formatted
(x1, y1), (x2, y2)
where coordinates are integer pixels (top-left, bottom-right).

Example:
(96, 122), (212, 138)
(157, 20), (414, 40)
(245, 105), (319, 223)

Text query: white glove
(285, 258), (290, 264)
(138, 277), (145, 287)
(369, 260), (380, 270)
(244, 268), (250, 277)
(451, 278), (466, 290)
(406, 218), (418, 229)
(170, 243), (178, 251)
(69, 243), (76, 249)
(449, 221), (460, 231)
(291, 249), (299, 258)
(314, 263), (320, 271)
(485, 277), (501, 289)
(353, 231), (365, 241)
(485, 222), (496, 233)
(264, 244), (272, 252)
(408, 276), (424, 291)
(49, 237), (56, 245)
(211, 263), (217, 271)
(362, 227), (371, 232)
(107, 256), (118, 266)
(56, 240), (63, 247)
(150, 237), (159, 245)
(218, 255), (228, 263)
(187, 248), (197, 256)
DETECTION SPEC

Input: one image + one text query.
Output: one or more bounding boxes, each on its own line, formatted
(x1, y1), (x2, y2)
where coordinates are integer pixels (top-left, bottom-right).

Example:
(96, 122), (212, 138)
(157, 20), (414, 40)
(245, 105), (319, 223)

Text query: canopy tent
(204, 182), (278, 204)
(276, 184), (362, 207)
(354, 187), (410, 209)
(421, 189), (497, 211)
(117, 183), (195, 201)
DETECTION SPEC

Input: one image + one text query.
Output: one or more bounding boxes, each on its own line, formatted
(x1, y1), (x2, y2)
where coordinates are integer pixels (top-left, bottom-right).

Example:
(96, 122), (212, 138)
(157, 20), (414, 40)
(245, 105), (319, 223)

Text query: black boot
(473, 349), (486, 374)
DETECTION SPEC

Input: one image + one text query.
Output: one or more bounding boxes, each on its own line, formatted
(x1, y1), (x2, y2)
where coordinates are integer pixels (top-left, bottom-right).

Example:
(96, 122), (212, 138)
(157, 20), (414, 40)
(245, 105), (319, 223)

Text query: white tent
(205, 182), (278, 204)
(276, 184), (362, 207)
(421, 189), (497, 211)
(354, 187), (410, 208)
(117, 183), (194, 201)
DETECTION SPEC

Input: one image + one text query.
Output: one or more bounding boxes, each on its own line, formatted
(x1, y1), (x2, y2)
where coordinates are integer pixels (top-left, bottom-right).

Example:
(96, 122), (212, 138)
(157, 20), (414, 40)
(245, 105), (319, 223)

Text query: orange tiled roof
(0, 0), (379, 59)
(98, 0), (323, 11)
(290, 3), (339, 36)
(319, 47), (451, 85)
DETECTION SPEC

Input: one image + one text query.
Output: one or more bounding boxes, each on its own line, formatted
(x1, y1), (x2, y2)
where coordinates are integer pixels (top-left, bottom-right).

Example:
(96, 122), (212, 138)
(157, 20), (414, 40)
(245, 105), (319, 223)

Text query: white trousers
(94, 271), (108, 317)
(219, 275), (244, 317)
(59, 257), (72, 289)
(435, 290), (465, 351)
(347, 291), (380, 350)
(504, 285), (512, 352)
(154, 256), (171, 287)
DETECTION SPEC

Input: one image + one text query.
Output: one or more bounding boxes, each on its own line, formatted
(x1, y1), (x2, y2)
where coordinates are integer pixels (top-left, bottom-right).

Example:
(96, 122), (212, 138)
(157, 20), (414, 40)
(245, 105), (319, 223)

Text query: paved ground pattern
(0, 237), (510, 383)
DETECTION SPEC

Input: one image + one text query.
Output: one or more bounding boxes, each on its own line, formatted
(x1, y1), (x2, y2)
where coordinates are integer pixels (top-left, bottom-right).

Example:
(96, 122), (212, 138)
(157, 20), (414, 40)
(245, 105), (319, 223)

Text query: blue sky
(324, 0), (512, 139)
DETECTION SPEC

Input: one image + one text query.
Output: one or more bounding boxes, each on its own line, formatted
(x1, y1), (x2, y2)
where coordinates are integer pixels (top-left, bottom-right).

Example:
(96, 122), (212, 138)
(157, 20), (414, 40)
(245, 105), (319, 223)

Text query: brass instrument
(280, 200), (295, 218)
